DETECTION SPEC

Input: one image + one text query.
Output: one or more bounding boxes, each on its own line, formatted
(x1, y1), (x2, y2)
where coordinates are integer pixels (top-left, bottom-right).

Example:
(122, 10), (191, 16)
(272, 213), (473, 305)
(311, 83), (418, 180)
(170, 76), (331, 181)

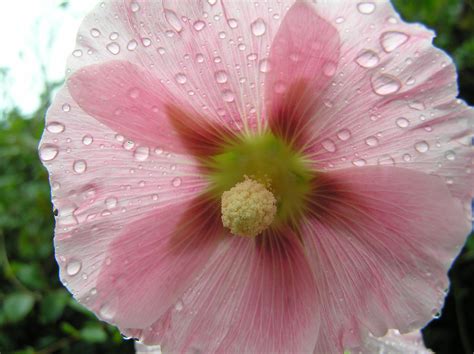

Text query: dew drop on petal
(66, 260), (82, 276)
(251, 18), (266, 37)
(214, 70), (228, 84)
(357, 2), (376, 14)
(273, 81), (287, 94)
(99, 301), (117, 321)
(46, 122), (65, 134)
(158, 47), (166, 55)
(164, 9), (183, 32)
(193, 20), (206, 31)
(321, 139), (337, 153)
(72, 49), (83, 57)
(109, 32), (119, 40)
(73, 160), (87, 174)
(130, 1), (140, 12)
(408, 100), (426, 111)
(396, 117), (410, 128)
(90, 28), (101, 38)
(106, 42), (121, 55)
(134, 146), (150, 161)
(39, 144), (59, 161)
(142, 38), (152, 47)
(174, 73), (187, 84)
(322, 61), (337, 77)
(445, 150), (456, 161)
(371, 74), (401, 95)
(352, 158), (367, 167)
(402, 153), (412, 162)
(62, 103), (71, 112)
(378, 155), (395, 166)
(337, 129), (351, 141)
(227, 18), (238, 29)
(414, 141), (430, 153)
(222, 90), (235, 102)
(172, 177), (182, 187)
(105, 197), (118, 209)
(258, 59), (271, 73)
(380, 31), (409, 52)
(127, 39), (138, 51)
(365, 136), (379, 147)
(355, 50), (380, 68)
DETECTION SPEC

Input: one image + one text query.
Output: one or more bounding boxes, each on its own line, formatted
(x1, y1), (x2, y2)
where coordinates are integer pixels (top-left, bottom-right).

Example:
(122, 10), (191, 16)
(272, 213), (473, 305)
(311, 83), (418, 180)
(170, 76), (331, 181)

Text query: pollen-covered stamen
(221, 177), (277, 238)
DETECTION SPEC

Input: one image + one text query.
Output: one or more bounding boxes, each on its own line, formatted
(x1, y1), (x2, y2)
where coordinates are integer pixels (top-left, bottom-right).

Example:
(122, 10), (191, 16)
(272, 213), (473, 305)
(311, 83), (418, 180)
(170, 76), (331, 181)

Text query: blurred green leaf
(80, 322), (108, 343)
(3, 292), (35, 323)
(40, 289), (69, 324)
(11, 261), (48, 290)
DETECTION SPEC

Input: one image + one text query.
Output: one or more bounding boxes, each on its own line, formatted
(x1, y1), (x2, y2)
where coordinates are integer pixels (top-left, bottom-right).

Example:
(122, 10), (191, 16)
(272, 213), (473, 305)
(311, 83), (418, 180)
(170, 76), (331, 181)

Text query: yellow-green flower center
(204, 132), (314, 234)
(221, 177), (277, 237)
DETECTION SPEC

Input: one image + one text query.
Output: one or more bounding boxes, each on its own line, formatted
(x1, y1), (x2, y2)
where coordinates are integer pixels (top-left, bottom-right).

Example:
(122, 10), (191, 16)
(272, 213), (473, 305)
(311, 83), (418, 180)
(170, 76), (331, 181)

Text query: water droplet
(195, 53), (204, 63)
(172, 177), (182, 187)
(396, 117), (410, 128)
(214, 70), (228, 84)
(337, 129), (351, 141)
(227, 18), (238, 29)
(321, 139), (337, 153)
(251, 18), (266, 37)
(365, 136), (379, 147)
(273, 81), (287, 94)
(402, 153), (412, 162)
(105, 197), (118, 209)
(175, 300), (184, 311)
(357, 2), (376, 14)
(123, 140), (135, 150)
(193, 20), (206, 31)
(335, 17), (345, 24)
(371, 74), (401, 95)
(142, 38), (152, 47)
(155, 147), (164, 155)
(130, 1), (140, 12)
(408, 100), (425, 111)
(134, 146), (150, 161)
(99, 301), (117, 321)
(405, 76), (416, 85)
(414, 141), (430, 153)
(323, 61), (337, 76)
(380, 31), (409, 52)
(378, 155), (395, 165)
(222, 90), (235, 102)
(247, 53), (257, 61)
(444, 150), (456, 161)
(352, 158), (367, 167)
(106, 42), (121, 55)
(66, 260), (82, 276)
(258, 59), (271, 73)
(39, 144), (59, 161)
(175, 73), (187, 84)
(62, 103), (71, 112)
(158, 47), (166, 55)
(109, 32), (119, 40)
(164, 9), (183, 32)
(73, 160), (87, 174)
(46, 122), (65, 134)
(72, 49), (83, 57)
(127, 39), (138, 51)
(90, 28), (101, 38)
(355, 50), (380, 68)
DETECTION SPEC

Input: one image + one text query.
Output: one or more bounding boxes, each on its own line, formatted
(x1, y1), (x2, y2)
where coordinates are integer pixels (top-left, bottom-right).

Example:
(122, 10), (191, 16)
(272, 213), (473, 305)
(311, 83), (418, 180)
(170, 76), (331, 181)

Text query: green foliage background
(0, 1), (473, 353)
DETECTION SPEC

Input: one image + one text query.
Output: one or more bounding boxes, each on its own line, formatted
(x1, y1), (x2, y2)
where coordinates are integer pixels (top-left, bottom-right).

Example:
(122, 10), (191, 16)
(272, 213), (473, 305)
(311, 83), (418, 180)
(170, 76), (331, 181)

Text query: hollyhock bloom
(40, 0), (473, 352)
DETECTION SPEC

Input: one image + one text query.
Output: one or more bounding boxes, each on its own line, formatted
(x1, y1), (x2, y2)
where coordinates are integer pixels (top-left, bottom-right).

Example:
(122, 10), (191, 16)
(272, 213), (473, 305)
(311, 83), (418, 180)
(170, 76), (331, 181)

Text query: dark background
(0, 1), (473, 353)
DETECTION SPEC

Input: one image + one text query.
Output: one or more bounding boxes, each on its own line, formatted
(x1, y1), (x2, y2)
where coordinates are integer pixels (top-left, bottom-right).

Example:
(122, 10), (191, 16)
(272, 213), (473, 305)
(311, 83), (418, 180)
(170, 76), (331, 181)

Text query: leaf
(40, 289), (69, 324)
(80, 322), (108, 343)
(3, 292), (35, 323)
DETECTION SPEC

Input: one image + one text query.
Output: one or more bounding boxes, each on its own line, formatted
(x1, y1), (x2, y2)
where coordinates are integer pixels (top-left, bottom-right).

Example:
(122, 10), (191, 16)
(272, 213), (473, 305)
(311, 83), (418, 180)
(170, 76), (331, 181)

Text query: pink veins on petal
(39, 1), (473, 353)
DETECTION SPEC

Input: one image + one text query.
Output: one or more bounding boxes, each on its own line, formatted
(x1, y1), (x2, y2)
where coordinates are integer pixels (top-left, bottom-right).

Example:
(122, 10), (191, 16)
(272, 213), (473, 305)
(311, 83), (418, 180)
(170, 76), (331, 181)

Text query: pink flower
(40, 0), (473, 352)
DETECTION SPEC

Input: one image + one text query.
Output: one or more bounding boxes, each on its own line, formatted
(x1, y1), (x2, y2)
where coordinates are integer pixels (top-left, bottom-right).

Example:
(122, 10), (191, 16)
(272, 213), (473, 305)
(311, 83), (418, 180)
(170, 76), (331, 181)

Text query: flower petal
(124, 230), (320, 352)
(266, 2), (340, 149)
(356, 329), (432, 354)
(67, 0), (296, 134)
(299, 0), (473, 206)
(301, 166), (470, 353)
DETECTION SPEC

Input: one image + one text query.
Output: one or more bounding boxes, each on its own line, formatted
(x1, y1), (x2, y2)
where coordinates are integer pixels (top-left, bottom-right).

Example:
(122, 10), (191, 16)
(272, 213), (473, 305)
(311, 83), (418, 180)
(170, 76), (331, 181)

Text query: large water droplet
(371, 74), (401, 95)
(46, 122), (65, 134)
(164, 9), (183, 32)
(380, 31), (409, 52)
(227, 18), (238, 29)
(355, 50), (380, 68)
(321, 139), (337, 153)
(193, 20), (206, 31)
(134, 146), (150, 161)
(73, 160), (87, 174)
(214, 70), (228, 84)
(106, 42), (121, 55)
(357, 2), (376, 14)
(337, 129), (352, 141)
(365, 136), (379, 147)
(39, 144), (59, 161)
(62, 103), (71, 112)
(444, 150), (456, 161)
(66, 260), (82, 276)
(127, 39), (138, 51)
(414, 140), (430, 153)
(396, 117), (410, 128)
(172, 177), (182, 187)
(251, 18), (266, 37)
(105, 197), (118, 209)
(174, 73), (187, 84)
(258, 59), (271, 73)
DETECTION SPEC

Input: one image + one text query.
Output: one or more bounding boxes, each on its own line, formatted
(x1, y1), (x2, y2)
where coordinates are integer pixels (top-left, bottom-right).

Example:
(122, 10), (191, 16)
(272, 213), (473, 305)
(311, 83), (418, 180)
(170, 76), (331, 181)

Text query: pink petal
(40, 85), (208, 327)
(298, 1), (473, 207)
(67, 0), (297, 134)
(124, 230), (320, 353)
(357, 329), (432, 354)
(302, 166), (470, 353)
(266, 2), (340, 149)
